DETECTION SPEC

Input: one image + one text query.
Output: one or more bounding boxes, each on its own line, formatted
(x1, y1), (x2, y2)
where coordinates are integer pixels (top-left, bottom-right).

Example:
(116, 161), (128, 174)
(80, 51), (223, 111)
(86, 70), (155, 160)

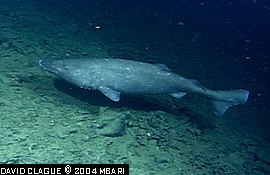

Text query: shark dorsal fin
(155, 64), (171, 71)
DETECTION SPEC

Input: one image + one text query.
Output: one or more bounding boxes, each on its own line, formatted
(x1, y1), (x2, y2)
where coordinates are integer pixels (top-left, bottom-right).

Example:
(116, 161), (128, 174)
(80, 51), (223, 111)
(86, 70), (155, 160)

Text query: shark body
(39, 58), (249, 116)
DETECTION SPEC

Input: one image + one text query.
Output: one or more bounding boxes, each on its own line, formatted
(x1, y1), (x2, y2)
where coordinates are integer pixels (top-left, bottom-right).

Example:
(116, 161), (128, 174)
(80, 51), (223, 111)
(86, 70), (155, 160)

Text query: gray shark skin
(39, 58), (249, 116)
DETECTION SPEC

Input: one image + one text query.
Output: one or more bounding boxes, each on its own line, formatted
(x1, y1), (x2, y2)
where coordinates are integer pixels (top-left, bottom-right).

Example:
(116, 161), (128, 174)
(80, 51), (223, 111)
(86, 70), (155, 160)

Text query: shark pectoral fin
(211, 100), (238, 117)
(170, 92), (187, 98)
(98, 86), (120, 102)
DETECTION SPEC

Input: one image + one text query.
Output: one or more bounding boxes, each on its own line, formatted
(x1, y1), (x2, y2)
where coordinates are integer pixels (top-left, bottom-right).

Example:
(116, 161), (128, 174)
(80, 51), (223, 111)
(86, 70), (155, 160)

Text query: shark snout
(39, 59), (59, 75)
(38, 59), (44, 68)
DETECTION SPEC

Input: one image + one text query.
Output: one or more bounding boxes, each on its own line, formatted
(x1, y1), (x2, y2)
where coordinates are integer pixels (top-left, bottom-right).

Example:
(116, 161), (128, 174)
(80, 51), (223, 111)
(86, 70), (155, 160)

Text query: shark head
(39, 59), (71, 76)
(39, 59), (59, 75)
(39, 58), (83, 86)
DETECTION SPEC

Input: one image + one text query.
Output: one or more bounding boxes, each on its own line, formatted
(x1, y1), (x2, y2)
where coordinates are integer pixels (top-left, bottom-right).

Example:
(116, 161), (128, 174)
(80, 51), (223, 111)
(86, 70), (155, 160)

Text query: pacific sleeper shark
(39, 58), (249, 116)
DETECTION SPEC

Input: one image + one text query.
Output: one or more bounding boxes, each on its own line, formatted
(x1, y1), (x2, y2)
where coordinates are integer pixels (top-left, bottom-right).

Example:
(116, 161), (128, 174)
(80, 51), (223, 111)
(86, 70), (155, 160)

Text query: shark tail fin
(211, 89), (249, 116)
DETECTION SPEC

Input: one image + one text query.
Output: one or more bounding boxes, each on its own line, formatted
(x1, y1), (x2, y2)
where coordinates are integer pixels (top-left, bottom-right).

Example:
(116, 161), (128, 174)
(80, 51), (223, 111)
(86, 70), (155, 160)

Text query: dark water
(0, 0), (269, 174)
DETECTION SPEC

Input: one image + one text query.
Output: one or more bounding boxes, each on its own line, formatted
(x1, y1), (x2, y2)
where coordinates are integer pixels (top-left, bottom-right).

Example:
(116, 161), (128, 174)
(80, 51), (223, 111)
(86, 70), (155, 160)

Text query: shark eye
(64, 66), (68, 70)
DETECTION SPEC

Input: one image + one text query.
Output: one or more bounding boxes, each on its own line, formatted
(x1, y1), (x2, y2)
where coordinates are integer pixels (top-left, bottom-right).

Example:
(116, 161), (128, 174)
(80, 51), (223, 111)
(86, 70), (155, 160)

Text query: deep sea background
(0, 0), (269, 174)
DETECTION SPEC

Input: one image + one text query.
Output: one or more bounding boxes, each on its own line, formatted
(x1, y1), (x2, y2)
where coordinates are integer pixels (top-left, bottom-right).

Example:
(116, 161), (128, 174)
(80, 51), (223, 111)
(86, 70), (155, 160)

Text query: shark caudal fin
(211, 89), (249, 116)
